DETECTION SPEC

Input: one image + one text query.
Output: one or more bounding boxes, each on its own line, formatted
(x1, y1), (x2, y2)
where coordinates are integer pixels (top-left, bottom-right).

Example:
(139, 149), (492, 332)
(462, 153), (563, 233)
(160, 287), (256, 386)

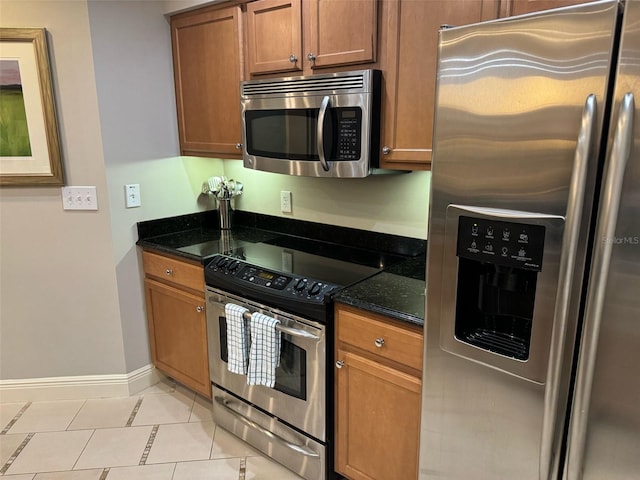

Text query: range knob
(215, 256), (229, 268)
(228, 260), (240, 272)
(309, 282), (322, 296)
(294, 278), (307, 292)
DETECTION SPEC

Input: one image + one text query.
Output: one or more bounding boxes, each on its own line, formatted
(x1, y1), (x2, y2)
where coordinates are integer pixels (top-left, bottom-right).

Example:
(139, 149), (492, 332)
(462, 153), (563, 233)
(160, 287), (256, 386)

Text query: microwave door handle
(317, 96), (331, 172)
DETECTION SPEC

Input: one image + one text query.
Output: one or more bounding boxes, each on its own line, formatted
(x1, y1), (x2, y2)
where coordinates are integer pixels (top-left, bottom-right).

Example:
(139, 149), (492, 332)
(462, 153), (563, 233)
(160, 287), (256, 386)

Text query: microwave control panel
(336, 108), (362, 160)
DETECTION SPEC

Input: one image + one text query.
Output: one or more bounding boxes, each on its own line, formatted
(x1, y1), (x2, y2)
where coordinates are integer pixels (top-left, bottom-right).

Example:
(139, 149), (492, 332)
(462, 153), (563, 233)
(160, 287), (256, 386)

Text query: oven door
(206, 287), (326, 442)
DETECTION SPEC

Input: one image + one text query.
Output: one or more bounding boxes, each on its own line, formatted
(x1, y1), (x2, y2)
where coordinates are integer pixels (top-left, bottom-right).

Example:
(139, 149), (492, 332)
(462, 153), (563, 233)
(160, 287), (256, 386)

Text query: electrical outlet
(61, 186), (98, 210)
(125, 183), (141, 208)
(280, 190), (292, 213)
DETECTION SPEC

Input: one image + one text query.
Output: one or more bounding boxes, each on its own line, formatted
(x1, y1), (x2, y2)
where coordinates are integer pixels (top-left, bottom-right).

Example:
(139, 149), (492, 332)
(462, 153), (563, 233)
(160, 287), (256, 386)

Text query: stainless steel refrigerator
(420, 1), (640, 479)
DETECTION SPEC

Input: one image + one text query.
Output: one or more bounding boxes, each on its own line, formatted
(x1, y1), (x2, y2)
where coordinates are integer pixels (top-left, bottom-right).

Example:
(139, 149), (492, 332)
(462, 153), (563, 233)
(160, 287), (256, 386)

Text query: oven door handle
(212, 301), (321, 340)
(214, 395), (320, 458)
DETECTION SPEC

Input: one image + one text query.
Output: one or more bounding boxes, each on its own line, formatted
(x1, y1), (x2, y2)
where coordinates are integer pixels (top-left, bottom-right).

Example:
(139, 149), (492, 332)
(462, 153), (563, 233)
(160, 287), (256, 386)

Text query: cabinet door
(171, 6), (244, 158)
(145, 279), (211, 398)
(305, 0), (378, 70)
(335, 349), (421, 480)
(246, 0), (303, 75)
(380, 0), (497, 170)
(502, 0), (589, 16)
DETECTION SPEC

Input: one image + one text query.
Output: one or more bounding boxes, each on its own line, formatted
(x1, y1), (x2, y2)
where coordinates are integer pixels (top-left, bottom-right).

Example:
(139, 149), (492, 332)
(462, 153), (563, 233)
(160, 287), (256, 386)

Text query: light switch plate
(61, 186), (98, 210)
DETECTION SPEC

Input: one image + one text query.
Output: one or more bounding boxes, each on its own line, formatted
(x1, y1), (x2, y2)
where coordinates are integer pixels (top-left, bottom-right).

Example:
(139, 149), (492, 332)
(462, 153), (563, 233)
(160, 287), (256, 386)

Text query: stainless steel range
(204, 238), (387, 479)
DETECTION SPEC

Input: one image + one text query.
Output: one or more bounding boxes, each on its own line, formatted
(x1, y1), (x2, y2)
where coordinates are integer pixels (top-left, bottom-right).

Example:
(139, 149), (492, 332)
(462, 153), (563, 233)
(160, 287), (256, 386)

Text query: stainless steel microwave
(240, 69), (382, 178)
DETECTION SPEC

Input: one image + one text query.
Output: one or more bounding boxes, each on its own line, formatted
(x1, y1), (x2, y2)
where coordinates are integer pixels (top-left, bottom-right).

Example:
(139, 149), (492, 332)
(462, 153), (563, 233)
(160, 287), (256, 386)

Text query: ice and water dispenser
(440, 205), (564, 383)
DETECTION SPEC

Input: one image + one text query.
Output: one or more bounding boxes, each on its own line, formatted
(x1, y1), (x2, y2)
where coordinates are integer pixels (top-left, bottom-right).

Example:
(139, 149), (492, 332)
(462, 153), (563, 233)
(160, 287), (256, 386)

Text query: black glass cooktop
(203, 235), (403, 321)
(225, 240), (383, 288)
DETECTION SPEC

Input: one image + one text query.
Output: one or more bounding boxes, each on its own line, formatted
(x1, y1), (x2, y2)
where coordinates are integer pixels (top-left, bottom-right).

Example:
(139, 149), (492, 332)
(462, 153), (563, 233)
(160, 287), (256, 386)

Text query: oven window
(219, 317), (307, 401)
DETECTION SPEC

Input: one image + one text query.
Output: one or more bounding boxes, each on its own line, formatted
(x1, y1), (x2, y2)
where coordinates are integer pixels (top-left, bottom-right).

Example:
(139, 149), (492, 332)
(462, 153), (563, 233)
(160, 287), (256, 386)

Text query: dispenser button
(519, 231), (529, 243)
(486, 226), (494, 238)
(502, 228), (511, 241)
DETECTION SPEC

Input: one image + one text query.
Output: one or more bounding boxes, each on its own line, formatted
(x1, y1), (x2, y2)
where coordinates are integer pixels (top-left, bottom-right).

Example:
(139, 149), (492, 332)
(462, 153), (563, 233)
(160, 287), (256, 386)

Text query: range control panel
(457, 216), (546, 271)
(205, 254), (338, 304)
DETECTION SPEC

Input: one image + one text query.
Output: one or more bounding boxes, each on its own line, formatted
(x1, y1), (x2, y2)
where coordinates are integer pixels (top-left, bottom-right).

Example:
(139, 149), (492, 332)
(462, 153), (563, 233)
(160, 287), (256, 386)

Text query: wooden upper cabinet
(171, 6), (244, 158)
(305, 0), (378, 70)
(246, 0), (378, 76)
(245, 0), (303, 75)
(501, 0), (591, 16)
(379, 0), (499, 170)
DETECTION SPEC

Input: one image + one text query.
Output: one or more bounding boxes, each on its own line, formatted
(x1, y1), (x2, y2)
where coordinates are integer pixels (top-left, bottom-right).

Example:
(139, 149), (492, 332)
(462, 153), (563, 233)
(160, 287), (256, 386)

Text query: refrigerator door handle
(539, 94), (598, 480)
(564, 92), (635, 480)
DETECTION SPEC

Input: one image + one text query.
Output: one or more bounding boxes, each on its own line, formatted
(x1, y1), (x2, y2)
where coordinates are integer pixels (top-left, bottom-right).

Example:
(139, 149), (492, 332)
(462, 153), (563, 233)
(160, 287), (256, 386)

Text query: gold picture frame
(0, 28), (64, 186)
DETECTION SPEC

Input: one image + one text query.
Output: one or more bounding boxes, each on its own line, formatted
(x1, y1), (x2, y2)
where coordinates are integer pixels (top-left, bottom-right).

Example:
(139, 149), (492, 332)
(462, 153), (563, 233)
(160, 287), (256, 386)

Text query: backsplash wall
(221, 161), (430, 240)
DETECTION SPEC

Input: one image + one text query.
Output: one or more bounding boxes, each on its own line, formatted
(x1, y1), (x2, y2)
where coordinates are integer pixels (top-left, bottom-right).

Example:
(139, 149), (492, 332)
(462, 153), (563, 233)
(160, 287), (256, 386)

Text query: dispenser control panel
(457, 216), (546, 271)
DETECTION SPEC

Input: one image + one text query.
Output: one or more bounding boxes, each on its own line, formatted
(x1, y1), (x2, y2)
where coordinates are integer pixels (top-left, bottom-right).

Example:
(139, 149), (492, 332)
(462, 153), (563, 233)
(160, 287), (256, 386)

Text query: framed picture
(0, 28), (64, 186)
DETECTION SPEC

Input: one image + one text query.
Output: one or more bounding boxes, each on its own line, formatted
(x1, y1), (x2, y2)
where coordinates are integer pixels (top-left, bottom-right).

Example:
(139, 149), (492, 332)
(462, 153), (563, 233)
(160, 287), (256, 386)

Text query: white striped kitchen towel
(247, 312), (281, 387)
(225, 303), (250, 375)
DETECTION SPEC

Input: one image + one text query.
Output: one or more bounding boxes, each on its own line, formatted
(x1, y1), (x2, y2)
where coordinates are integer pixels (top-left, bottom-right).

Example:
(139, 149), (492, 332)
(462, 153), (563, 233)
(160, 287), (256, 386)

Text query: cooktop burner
(204, 236), (399, 321)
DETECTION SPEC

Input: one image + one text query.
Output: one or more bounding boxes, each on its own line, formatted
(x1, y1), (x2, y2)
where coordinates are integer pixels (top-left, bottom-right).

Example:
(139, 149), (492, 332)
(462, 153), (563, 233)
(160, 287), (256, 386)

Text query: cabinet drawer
(142, 251), (204, 293)
(337, 306), (423, 371)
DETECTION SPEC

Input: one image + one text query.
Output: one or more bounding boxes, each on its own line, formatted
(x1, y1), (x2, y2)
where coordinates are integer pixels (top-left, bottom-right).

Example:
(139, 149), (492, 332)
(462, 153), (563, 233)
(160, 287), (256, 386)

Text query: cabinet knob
(196, 306), (204, 313)
(165, 269), (174, 276)
(335, 360), (345, 369)
(235, 143), (242, 150)
(374, 338), (385, 348)
(289, 54), (298, 63)
(382, 146), (391, 155)
(307, 52), (316, 62)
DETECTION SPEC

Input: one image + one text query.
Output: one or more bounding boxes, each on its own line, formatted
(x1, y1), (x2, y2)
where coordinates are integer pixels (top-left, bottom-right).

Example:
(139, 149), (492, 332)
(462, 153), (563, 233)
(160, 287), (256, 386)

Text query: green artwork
(0, 59), (32, 157)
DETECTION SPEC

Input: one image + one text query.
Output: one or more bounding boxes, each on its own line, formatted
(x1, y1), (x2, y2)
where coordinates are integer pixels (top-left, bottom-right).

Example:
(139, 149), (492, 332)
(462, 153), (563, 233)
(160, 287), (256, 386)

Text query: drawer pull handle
(165, 269), (173, 276)
(335, 360), (345, 369)
(196, 306), (204, 313)
(375, 338), (385, 348)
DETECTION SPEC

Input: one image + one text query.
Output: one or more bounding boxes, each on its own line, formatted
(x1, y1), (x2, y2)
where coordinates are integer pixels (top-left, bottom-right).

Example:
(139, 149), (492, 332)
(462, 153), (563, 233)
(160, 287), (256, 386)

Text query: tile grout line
(139, 424), (159, 465)
(99, 467), (110, 480)
(126, 397), (144, 427)
(1, 401), (32, 435)
(238, 457), (246, 480)
(0, 432), (34, 475)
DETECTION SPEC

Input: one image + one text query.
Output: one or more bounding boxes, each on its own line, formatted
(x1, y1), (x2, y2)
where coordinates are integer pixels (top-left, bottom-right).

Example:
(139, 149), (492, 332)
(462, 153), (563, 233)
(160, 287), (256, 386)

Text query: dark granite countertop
(137, 210), (426, 325)
(334, 254), (426, 326)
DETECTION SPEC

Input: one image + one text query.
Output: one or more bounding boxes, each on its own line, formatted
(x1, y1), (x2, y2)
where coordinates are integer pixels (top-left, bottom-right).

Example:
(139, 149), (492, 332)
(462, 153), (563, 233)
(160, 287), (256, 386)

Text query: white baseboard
(0, 364), (165, 402)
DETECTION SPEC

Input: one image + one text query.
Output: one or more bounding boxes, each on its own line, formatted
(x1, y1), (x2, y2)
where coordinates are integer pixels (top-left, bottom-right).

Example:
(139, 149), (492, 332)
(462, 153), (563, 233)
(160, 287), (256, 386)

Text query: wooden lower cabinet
(335, 304), (423, 480)
(143, 251), (211, 399)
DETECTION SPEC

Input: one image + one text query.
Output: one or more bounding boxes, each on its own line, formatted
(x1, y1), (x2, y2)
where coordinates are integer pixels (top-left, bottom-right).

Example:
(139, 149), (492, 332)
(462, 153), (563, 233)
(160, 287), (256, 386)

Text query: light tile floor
(0, 379), (303, 479)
